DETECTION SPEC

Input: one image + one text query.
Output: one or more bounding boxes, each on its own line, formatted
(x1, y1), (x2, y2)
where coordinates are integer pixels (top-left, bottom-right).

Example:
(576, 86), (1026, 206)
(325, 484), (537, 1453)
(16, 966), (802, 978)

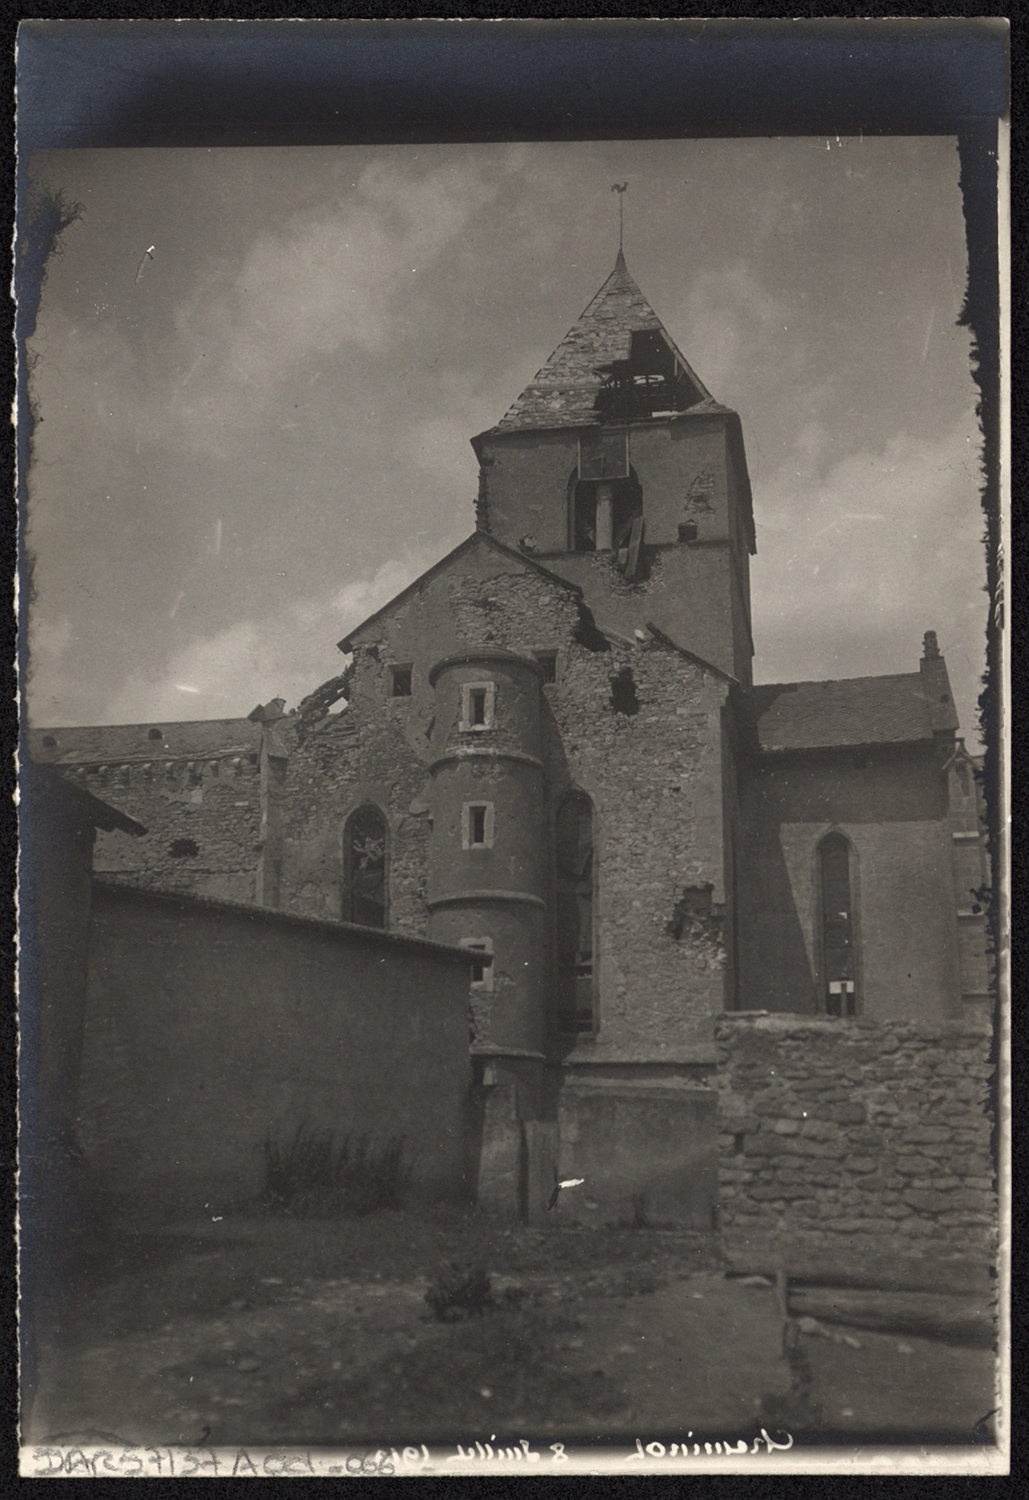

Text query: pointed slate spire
(492, 254), (718, 433)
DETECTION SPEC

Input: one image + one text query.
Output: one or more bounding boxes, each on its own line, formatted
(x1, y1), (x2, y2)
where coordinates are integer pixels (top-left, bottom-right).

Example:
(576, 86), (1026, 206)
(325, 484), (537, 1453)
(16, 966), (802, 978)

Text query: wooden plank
(523, 1120), (558, 1226)
(624, 515), (644, 579)
(789, 1287), (995, 1346)
(723, 1235), (994, 1297)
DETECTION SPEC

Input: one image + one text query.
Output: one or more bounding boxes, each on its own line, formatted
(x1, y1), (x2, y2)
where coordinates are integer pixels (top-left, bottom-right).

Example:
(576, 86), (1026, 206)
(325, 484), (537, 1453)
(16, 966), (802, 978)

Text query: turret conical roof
(491, 252), (721, 434)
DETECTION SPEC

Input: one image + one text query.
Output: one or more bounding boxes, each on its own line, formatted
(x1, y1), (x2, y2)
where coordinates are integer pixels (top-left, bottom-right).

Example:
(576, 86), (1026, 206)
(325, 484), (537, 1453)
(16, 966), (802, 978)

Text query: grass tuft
(259, 1124), (412, 1218)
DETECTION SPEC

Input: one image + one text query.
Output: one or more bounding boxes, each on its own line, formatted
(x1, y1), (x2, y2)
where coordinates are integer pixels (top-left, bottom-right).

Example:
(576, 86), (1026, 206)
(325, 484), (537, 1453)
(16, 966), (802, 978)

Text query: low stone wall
(715, 1014), (996, 1277)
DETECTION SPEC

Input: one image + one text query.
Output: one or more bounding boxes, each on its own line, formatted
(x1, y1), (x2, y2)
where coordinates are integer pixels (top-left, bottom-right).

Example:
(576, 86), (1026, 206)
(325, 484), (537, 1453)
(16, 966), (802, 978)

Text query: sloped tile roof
(753, 673), (940, 751)
(26, 717), (262, 766)
(22, 761), (147, 835)
(491, 252), (716, 433)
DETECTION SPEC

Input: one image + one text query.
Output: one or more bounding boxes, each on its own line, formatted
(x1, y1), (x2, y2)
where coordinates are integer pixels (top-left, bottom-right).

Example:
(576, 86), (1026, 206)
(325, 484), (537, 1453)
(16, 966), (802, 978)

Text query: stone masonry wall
(64, 756), (262, 905)
(284, 546), (734, 1063)
(28, 720), (265, 905)
(715, 1013), (996, 1268)
(548, 632), (729, 1064)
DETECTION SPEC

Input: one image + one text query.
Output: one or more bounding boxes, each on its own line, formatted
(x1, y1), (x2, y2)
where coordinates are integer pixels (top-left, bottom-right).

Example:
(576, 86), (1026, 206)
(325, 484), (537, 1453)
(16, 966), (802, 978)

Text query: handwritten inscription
(25, 1432), (793, 1477)
(624, 1431), (794, 1459)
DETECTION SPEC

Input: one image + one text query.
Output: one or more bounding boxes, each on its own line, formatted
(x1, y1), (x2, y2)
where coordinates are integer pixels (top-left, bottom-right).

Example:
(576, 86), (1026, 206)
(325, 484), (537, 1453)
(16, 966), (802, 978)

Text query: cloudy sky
(24, 137), (986, 743)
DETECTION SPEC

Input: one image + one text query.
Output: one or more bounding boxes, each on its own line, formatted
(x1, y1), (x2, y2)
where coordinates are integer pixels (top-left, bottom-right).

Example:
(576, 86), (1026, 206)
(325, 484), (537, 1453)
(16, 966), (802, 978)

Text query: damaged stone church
(30, 254), (991, 1233)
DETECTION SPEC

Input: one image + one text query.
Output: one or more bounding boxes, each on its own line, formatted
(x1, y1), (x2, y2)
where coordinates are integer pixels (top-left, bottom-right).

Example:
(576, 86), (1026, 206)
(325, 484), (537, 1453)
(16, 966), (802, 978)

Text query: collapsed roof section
(483, 251), (725, 436)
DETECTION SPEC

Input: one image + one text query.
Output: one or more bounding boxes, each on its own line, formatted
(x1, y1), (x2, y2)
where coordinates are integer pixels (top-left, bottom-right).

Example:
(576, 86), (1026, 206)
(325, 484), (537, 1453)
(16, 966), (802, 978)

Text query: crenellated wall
(27, 721), (265, 904)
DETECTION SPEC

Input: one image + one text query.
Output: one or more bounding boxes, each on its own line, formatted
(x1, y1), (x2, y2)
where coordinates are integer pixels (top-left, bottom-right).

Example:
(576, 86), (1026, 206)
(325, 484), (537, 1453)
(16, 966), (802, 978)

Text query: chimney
(919, 630), (960, 735)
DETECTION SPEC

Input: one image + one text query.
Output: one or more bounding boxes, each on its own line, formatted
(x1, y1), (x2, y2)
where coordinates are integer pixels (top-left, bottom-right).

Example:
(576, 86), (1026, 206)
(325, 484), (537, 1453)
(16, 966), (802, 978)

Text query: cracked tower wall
(475, 413), (754, 688)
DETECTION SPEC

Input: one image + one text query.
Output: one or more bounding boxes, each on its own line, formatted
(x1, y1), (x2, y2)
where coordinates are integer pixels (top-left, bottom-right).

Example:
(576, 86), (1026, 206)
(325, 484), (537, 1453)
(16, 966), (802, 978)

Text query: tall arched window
(556, 791), (596, 1033)
(818, 832), (857, 1016)
(343, 805), (387, 928)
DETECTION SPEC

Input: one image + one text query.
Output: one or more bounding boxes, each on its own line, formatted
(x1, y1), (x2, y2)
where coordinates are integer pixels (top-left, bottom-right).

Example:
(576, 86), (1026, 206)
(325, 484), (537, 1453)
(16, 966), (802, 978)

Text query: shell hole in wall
(169, 838), (200, 858)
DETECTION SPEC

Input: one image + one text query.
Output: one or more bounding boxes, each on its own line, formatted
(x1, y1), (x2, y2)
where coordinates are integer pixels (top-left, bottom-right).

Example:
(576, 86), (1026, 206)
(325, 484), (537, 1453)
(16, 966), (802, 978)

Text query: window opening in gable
(609, 666), (639, 716)
(533, 650), (558, 684)
(169, 838), (199, 859)
(390, 664), (413, 697)
(819, 832), (857, 1017)
(556, 791), (596, 1034)
(343, 804), (387, 928)
(459, 936), (494, 991)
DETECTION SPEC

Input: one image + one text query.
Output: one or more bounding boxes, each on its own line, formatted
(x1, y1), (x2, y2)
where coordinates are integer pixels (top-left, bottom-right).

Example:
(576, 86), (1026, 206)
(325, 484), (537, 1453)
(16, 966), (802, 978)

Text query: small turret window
(463, 802), (495, 849)
(389, 664), (413, 697)
(460, 681), (495, 731)
(460, 936), (494, 991)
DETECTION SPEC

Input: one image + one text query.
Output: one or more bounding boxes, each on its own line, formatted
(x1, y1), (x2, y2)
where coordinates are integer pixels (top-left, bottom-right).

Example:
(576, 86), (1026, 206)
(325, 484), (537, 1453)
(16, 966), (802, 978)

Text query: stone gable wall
(283, 557), (734, 1062)
(715, 1013), (996, 1266)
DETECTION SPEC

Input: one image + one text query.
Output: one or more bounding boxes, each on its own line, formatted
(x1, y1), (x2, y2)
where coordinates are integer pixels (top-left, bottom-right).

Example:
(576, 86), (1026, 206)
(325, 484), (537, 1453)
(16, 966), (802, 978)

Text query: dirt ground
(24, 1208), (997, 1452)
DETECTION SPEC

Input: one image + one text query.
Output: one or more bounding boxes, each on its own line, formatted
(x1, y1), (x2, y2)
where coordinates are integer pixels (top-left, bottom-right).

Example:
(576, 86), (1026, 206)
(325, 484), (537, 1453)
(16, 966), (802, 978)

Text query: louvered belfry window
(578, 430), (629, 482)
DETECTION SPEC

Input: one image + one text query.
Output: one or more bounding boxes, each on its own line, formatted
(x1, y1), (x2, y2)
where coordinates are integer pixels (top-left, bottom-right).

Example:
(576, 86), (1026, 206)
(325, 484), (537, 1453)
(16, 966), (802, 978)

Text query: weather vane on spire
(611, 181), (628, 253)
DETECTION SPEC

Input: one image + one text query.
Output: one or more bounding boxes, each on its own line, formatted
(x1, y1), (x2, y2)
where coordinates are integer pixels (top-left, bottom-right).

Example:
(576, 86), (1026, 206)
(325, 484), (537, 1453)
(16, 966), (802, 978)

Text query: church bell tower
(470, 251), (757, 687)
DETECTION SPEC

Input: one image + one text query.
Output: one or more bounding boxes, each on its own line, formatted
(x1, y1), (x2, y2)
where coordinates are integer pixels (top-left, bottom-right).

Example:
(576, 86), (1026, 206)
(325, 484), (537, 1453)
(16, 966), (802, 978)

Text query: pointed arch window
(556, 791), (596, 1033)
(818, 832), (857, 1016)
(343, 805), (387, 928)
